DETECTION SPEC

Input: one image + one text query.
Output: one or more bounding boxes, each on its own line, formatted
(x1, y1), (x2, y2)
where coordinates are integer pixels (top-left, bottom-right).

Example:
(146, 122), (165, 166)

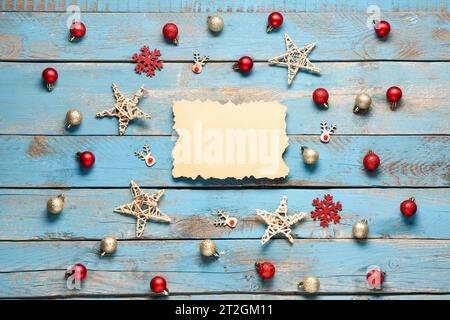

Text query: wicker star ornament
(269, 33), (320, 85)
(96, 83), (151, 135)
(256, 196), (306, 245)
(114, 180), (170, 238)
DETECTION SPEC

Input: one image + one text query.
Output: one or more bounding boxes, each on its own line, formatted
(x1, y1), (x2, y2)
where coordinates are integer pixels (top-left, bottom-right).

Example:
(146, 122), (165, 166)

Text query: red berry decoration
(77, 151), (95, 168)
(66, 263), (87, 280)
(374, 20), (391, 37)
(386, 86), (403, 110)
(162, 23), (179, 45)
(400, 197), (417, 217)
(266, 12), (283, 32)
(312, 88), (329, 108)
(363, 150), (380, 171)
(366, 268), (385, 289)
(150, 276), (169, 295)
(255, 261), (275, 280)
(69, 21), (86, 42)
(233, 56), (253, 73)
(42, 67), (58, 91)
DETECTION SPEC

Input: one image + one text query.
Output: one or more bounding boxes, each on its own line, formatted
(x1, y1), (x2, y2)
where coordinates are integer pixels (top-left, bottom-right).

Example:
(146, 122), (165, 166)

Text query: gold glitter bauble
(100, 236), (118, 256)
(299, 276), (320, 293)
(47, 194), (65, 214)
(200, 239), (218, 257)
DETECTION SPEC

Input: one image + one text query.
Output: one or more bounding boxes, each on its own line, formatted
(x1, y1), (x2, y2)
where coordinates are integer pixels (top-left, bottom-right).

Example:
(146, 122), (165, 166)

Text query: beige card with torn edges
(172, 100), (289, 180)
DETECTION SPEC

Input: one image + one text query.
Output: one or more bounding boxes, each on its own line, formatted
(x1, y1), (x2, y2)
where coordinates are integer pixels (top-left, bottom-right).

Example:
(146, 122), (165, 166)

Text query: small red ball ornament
(366, 268), (385, 289)
(266, 12), (283, 32)
(42, 67), (58, 91)
(400, 197), (417, 217)
(363, 150), (380, 171)
(66, 263), (87, 280)
(255, 261), (275, 279)
(150, 276), (169, 295)
(312, 88), (329, 108)
(386, 86), (403, 110)
(162, 23), (179, 45)
(77, 151), (95, 168)
(69, 21), (86, 42)
(233, 56), (253, 73)
(374, 20), (391, 37)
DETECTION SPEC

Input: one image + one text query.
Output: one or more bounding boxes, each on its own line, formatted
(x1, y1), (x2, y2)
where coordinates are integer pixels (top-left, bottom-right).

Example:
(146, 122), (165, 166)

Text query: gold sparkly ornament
(213, 210), (238, 228)
(47, 193), (65, 214)
(269, 33), (320, 86)
(96, 83), (151, 135)
(301, 146), (319, 165)
(353, 93), (372, 113)
(199, 239), (219, 257)
(298, 276), (320, 293)
(352, 220), (369, 239)
(114, 180), (170, 238)
(65, 109), (83, 128)
(255, 196), (306, 245)
(207, 15), (224, 33)
(100, 236), (118, 256)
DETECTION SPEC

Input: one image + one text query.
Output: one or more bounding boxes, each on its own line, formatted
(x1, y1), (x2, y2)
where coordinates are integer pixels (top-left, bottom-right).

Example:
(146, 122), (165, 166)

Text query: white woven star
(96, 83), (151, 135)
(255, 196), (306, 245)
(114, 180), (170, 238)
(269, 33), (320, 85)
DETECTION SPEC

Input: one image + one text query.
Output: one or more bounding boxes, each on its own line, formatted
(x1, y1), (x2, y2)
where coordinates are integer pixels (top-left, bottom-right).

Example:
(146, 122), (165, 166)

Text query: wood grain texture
(0, 240), (449, 297)
(1, 188), (448, 240)
(0, 62), (449, 135)
(0, 135), (448, 187)
(2, 0), (449, 13)
(0, 12), (449, 61)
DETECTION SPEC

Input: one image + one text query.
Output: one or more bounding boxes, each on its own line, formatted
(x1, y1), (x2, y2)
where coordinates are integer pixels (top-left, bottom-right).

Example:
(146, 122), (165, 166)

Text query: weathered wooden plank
(0, 239), (448, 297)
(0, 62), (449, 135)
(0, 12), (448, 60)
(0, 188), (448, 240)
(0, 135), (447, 187)
(2, 0), (448, 13)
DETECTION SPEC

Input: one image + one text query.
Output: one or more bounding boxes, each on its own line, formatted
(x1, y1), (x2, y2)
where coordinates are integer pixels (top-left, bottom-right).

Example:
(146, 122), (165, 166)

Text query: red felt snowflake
(132, 46), (164, 77)
(311, 194), (342, 227)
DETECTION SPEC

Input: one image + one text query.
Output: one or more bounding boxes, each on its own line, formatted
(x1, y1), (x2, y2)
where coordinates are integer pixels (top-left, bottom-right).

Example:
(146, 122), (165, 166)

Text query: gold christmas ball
(353, 93), (372, 113)
(352, 220), (369, 239)
(200, 239), (218, 257)
(301, 146), (319, 165)
(47, 193), (65, 214)
(298, 276), (320, 293)
(65, 109), (83, 128)
(207, 16), (224, 32)
(100, 236), (118, 256)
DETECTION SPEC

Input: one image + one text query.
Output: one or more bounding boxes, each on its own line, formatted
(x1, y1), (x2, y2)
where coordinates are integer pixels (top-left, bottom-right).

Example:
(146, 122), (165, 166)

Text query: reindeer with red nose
(192, 51), (209, 74)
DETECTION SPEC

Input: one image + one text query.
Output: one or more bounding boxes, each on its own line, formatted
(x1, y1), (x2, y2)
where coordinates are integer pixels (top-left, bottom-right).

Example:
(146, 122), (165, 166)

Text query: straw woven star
(96, 83), (151, 135)
(114, 180), (170, 238)
(269, 33), (320, 86)
(255, 196), (306, 245)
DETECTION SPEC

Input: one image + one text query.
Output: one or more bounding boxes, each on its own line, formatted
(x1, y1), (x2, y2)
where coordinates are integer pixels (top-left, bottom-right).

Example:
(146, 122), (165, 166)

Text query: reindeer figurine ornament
(135, 144), (156, 167)
(192, 51), (209, 74)
(213, 210), (238, 229)
(320, 121), (337, 143)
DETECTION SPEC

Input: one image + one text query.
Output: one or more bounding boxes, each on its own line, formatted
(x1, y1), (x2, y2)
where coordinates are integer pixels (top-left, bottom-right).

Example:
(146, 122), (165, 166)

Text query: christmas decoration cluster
(43, 12), (414, 296)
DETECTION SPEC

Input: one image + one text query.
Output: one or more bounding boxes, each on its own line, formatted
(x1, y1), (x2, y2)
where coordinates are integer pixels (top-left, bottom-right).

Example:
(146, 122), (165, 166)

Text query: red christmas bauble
(366, 269), (384, 288)
(256, 261), (275, 279)
(374, 20), (391, 37)
(312, 88), (329, 108)
(69, 21), (86, 41)
(77, 151), (95, 167)
(150, 276), (168, 294)
(400, 197), (417, 217)
(162, 23), (179, 45)
(68, 263), (87, 280)
(233, 56), (253, 73)
(386, 86), (402, 110)
(267, 12), (283, 32)
(42, 67), (58, 91)
(363, 150), (380, 171)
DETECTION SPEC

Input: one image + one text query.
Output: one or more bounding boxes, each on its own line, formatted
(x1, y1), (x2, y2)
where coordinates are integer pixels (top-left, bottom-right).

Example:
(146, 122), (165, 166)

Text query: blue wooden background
(0, 0), (449, 300)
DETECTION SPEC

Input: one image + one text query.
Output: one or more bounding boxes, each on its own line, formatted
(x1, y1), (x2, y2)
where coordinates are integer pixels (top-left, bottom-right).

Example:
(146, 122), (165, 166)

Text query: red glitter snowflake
(132, 46), (164, 77)
(311, 194), (342, 227)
